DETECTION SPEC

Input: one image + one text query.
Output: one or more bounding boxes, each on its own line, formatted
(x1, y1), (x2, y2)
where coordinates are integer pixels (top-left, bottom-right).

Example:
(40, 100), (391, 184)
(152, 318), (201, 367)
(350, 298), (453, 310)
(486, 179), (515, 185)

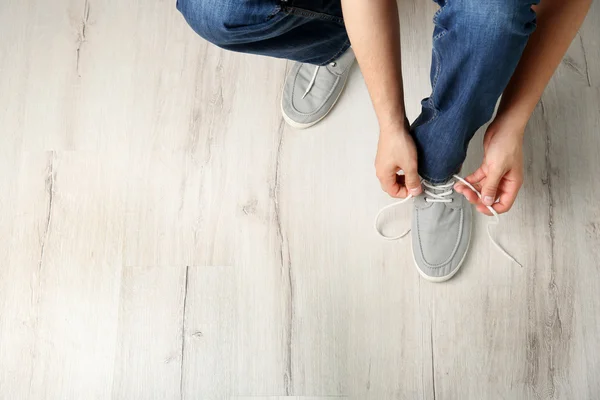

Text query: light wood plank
(122, 151), (206, 267)
(578, 1), (599, 88)
(111, 265), (187, 400)
(0, 152), (50, 399)
(276, 56), (428, 399)
(180, 53), (293, 395)
(182, 266), (235, 399)
(23, 152), (127, 399)
(419, 15), (600, 400)
(527, 71), (600, 398)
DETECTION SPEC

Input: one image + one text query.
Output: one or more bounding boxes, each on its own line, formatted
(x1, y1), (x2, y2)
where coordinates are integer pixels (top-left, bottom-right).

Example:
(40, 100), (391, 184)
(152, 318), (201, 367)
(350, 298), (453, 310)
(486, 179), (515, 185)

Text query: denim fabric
(411, 0), (539, 182)
(176, 0), (350, 65)
(178, 0), (538, 182)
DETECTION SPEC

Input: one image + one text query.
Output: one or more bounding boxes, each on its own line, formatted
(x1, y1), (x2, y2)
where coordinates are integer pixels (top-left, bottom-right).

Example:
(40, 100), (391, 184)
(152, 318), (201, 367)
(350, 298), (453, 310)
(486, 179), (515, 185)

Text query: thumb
(481, 167), (504, 206)
(403, 165), (422, 196)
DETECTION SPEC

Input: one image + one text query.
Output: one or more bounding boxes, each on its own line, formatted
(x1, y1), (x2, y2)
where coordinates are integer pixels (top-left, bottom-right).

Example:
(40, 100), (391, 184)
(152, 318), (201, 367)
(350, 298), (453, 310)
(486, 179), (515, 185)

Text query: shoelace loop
(302, 62), (336, 99)
(374, 174), (523, 267)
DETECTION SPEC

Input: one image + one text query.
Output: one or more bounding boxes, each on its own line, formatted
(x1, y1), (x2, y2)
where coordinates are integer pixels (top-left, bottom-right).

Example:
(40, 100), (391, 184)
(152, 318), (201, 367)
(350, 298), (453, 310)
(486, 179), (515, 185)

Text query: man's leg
(177, 0), (350, 66)
(412, 0), (539, 182)
(177, 0), (355, 128)
(408, 0), (538, 282)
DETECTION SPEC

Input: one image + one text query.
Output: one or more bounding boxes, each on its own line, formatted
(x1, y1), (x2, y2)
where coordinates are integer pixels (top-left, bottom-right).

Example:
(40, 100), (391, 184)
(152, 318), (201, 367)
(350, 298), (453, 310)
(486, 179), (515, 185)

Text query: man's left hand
(454, 119), (525, 216)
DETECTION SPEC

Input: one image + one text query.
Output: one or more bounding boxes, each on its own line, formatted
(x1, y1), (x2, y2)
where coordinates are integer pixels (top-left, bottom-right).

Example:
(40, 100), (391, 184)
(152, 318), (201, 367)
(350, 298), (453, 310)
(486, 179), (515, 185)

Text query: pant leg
(411, 0), (539, 183)
(177, 0), (350, 65)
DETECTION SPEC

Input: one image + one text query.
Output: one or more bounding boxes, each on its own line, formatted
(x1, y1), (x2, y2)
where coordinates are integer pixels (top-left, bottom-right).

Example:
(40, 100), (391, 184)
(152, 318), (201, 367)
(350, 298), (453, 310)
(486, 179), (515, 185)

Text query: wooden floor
(1, 0), (599, 399)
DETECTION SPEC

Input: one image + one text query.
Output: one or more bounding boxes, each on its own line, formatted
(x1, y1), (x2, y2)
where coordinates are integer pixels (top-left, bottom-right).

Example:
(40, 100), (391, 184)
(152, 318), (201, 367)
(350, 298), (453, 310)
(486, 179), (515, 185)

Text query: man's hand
(457, 0), (592, 216)
(341, 0), (419, 199)
(375, 122), (423, 198)
(455, 120), (524, 215)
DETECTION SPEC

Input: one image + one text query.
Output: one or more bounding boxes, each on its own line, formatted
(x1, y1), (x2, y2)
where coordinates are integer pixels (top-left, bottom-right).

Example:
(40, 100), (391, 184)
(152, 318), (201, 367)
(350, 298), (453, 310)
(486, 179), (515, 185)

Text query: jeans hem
(419, 164), (461, 184)
(319, 39), (351, 66)
(419, 173), (452, 184)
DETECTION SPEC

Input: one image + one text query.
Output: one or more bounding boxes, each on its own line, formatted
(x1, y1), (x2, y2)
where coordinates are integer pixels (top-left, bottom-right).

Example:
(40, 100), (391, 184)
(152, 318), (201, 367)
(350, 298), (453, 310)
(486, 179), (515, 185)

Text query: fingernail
(483, 196), (494, 205)
(410, 187), (422, 195)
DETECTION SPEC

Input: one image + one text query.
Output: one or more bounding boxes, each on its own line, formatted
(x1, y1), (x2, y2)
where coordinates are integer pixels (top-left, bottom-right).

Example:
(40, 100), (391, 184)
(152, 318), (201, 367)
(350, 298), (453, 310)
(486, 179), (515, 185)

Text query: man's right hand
(375, 123), (423, 198)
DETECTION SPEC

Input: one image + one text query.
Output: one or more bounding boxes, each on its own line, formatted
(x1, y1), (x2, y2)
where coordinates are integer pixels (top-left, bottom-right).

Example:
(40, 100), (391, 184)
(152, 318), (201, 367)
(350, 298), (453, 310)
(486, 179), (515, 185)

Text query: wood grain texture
(0, 0), (599, 399)
(181, 266), (235, 399)
(0, 153), (50, 399)
(112, 265), (187, 399)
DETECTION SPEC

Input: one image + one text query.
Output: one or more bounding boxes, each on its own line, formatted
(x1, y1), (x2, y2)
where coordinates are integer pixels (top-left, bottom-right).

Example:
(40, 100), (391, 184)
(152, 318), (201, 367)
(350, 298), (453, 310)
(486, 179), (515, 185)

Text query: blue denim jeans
(177, 0), (538, 182)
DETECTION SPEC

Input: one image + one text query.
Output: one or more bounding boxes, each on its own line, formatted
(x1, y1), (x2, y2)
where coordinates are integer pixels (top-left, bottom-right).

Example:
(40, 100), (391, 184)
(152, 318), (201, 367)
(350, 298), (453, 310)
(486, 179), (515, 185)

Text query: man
(176, 0), (591, 281)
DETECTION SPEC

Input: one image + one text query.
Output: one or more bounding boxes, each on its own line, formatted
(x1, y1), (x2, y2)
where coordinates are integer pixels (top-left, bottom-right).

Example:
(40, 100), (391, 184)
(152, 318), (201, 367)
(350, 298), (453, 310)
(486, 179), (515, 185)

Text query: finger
(394, 174), (411, 198)
(476, 204), (493, 216)
(460, 187), (481, 205)
(396, 185), (410, 198)
(492, 200), (512, 214)
(455, 181), (483, 195)
(481, 167), (505, 206)
(402, 164), (422, 196)
(379, 170), (403, 198)
(465, 167), (486, 185)
(493, 184), (521, 214)
(384, 181), (404, 198)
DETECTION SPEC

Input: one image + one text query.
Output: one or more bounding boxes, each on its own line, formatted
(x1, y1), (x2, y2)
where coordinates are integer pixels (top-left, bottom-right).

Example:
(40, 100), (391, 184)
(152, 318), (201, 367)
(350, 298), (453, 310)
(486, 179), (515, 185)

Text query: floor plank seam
(179, 265), (190, 400)
(272, 117), (295, 395)
(430, 322), (437, 400)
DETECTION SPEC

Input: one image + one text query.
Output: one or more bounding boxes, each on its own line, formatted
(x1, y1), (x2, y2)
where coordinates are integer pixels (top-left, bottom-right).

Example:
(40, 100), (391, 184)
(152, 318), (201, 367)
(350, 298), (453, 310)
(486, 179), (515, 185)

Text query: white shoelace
(302, 62), (336, 99)
(374, 174), (522, 267)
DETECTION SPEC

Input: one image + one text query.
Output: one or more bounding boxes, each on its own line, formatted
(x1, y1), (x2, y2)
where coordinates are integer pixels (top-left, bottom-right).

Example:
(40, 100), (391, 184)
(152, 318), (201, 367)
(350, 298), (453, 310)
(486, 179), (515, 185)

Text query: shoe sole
(411, 218), (472, 283)
(280, 72), (350, 130)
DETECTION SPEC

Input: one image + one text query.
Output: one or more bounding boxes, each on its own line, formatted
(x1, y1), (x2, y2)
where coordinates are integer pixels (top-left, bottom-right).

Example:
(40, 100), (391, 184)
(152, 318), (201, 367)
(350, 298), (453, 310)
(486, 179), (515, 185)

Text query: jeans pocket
(280, 5), (344, 25)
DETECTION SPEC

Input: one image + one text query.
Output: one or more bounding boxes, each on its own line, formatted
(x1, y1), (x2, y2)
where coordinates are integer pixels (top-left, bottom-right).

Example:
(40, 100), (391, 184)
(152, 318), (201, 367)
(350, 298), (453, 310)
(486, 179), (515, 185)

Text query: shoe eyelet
(330, 62), (336, 67)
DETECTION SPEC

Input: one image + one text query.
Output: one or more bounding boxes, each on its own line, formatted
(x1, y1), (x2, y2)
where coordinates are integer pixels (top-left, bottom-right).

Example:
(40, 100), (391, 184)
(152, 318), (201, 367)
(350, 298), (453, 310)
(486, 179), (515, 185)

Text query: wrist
(490, 113), (528, 138)
(379, 115), (409, 135)
(495, 101), (535, 134)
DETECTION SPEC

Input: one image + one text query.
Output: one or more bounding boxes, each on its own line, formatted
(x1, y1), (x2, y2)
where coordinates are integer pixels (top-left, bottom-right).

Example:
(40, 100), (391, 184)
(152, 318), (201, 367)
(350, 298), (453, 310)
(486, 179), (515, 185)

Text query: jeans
(177, 0), (538, 182)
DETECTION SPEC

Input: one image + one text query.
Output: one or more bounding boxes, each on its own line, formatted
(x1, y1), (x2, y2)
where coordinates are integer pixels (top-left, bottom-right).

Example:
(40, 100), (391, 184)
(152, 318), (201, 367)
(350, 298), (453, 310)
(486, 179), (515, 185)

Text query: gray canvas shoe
(281, 48), (355, 129)
(411, 179), (472, 282)
(375, 175), (520, 283)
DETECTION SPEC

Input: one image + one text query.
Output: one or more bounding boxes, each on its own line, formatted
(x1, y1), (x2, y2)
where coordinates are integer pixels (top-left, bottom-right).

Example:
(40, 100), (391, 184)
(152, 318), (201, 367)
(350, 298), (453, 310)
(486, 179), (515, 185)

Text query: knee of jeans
(177, 0), (238, 46)
(451, 0), (537, 39)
